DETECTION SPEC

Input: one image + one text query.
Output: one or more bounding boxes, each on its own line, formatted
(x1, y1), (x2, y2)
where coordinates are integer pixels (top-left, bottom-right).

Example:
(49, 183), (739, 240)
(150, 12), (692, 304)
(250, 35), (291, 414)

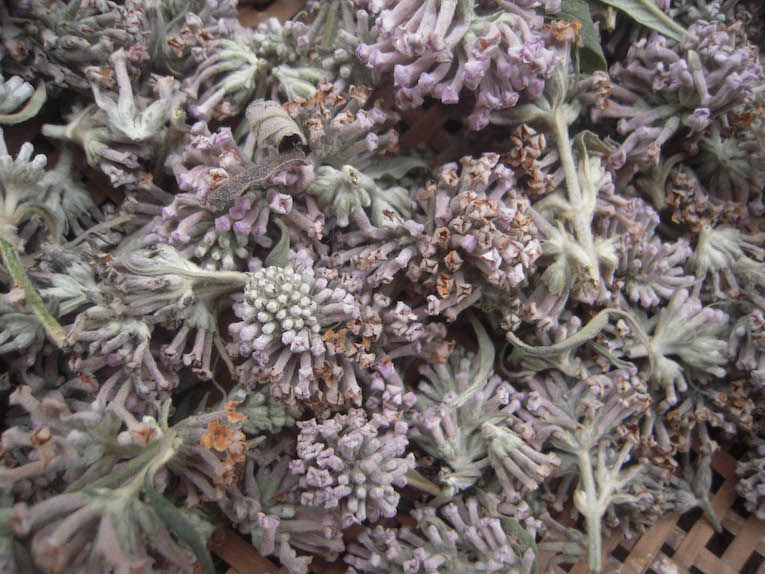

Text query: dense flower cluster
(356, 0), (563, 129)
(290, 408), (415, 527)
(1, 1), (764, 574)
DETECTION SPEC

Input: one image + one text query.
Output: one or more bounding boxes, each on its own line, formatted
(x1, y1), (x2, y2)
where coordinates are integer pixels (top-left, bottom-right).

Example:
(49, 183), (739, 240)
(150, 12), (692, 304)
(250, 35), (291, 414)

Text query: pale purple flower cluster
(223, 451), (344, 574)
(2, 1), (765, 573)
(289, 408), (415, 527)
(356, 0), (560, 129)
(345, 495), (537, 573)
(594, 20), (764, 174)
(330, 153), (541, 322)
(408, 344), (560, 500)
(154, 125), (308, 269)
(229, 256), (374, 408)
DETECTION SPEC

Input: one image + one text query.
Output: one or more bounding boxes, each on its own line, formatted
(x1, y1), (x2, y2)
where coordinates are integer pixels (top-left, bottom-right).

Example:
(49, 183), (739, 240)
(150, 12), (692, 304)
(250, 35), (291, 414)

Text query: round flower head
(230, 256), (367, 408)
(241, 266), (322, 352)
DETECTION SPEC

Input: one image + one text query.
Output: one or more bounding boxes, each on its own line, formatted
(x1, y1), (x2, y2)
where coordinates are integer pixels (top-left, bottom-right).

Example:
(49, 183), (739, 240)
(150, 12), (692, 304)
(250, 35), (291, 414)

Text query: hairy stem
(577, 449), (603, 574)
(552, 109), (599, 286)
(0, 237), (67, 348)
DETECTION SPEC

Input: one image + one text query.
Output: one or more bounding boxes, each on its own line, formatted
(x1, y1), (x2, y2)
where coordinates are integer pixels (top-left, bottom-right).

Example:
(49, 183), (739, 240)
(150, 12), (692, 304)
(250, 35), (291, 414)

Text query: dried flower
(282, 82), (417, 228)
(42, 50), (185, 189)
(520, 367), (651, 572)
(730, 310), (765, 387)
(357, 0), (560, 129)
(148, 122), (321, 270)
(593, 21), (763, 172)
(0, 74), (45, 125)
(1, 0), (145, 92)
(230, 257), (369, 408)
(409, 338), (558, 500)
(184, 21), (270, 121)
(289, 408), (414, 527)
(345, 495), (537, 573)
(1, 2), (763, 573)
(622, 289), (730, 410)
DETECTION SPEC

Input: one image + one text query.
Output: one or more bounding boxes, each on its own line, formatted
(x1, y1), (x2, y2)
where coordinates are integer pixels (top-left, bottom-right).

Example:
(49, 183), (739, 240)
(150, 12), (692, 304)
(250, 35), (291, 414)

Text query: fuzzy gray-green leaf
(364, 156), (429, 181)
(143, 474), (215, 574)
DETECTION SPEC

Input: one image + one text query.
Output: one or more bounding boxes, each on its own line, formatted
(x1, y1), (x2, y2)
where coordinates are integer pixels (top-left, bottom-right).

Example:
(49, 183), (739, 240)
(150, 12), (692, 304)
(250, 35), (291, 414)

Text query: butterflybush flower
(345, 495), (537, 573)
(622, 289), (730, 410)
(737, 438), (765, 520)
(184, 20), (271, 121)
(289, 408), (415, 527)
(594, 20), (764, 174)
(282, 82), (417, 229)
(609, 199), (695, 308)
(518, 366), (651, 572)
(143, 0), (239, 77)
(43, 49), (185, 189)
(356, 0), (561, 130)
(278, 0), (374, 93)
(220, 449), (345, 574)
(2, 0), (765, 572)
(147, 122), (321, 270)
(408, 341), (558, 500)
(230, 254), (374, 408)
(730, 310), (765, 386)
(331, 153), (541, 322)
(1, 0), (145, 92)
(0, 74), (45, 125)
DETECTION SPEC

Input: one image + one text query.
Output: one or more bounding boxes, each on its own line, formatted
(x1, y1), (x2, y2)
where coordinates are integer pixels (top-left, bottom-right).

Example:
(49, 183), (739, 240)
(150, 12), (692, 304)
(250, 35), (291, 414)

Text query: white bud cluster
(244, 266), (321, 337)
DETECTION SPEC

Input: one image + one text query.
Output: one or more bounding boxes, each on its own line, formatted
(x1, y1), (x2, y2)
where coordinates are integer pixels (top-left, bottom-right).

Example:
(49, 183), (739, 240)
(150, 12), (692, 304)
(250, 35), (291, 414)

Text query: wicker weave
(539, 449), (765, 574)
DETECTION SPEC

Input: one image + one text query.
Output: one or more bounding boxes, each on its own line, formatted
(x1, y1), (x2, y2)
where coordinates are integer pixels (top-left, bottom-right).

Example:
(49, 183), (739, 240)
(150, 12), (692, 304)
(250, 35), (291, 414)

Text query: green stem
(213, 332), (237, 376)
(96, 433), (178, 499)
(0, 238), (67, 348)
(320, 0), (339, 50)
(86, 441), (163, 491)
(578, 449), (603, 574)
(119, 251), (250, 286)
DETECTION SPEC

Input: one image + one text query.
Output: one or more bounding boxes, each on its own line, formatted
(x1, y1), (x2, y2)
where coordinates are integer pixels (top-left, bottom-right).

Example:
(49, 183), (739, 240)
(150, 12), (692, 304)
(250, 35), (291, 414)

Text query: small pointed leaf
(143, 474), (215, 574)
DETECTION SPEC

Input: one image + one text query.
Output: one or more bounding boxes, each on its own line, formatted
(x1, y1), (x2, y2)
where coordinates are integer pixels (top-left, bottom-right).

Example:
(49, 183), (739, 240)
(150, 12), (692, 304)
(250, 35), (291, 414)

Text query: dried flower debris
(0, 0), (764, 573)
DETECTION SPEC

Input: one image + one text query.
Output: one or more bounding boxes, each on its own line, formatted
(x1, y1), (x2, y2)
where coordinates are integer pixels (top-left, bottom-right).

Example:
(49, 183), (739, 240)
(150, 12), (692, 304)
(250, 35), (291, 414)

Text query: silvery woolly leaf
(364, 156), (429, 181)
(143, 474), (215, 574)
